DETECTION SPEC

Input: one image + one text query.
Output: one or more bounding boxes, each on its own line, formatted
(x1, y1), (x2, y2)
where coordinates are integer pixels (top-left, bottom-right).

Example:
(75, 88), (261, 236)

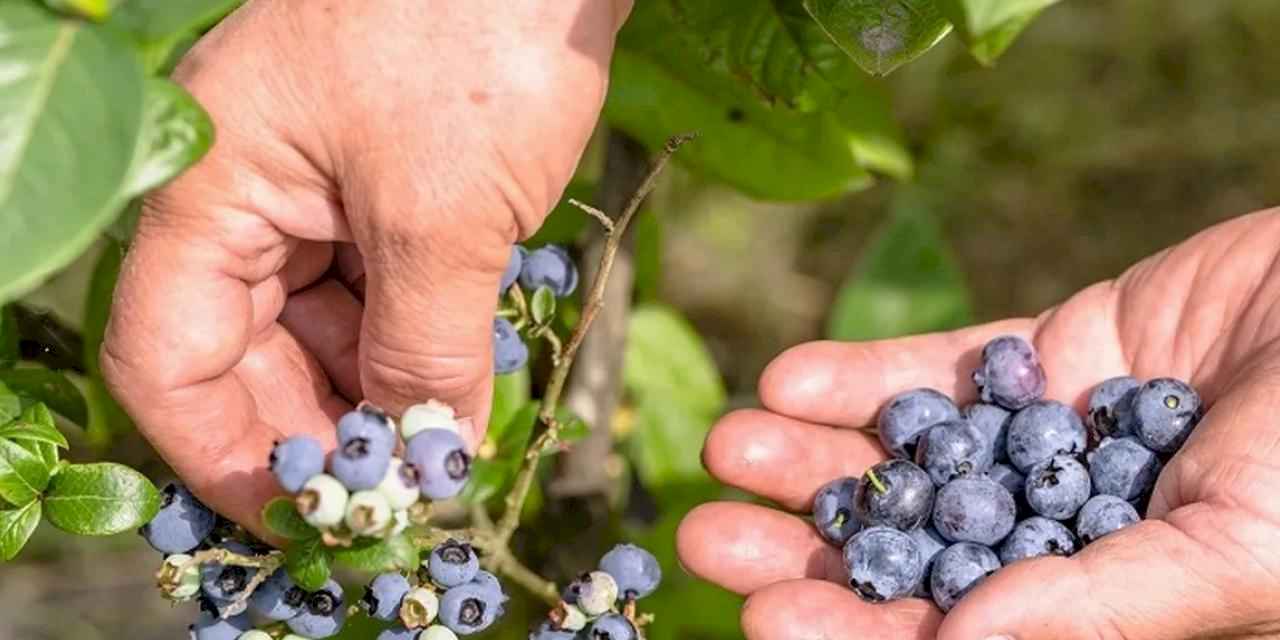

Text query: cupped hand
(678, 209), (1280, 639)
(101, 0), (631, 538)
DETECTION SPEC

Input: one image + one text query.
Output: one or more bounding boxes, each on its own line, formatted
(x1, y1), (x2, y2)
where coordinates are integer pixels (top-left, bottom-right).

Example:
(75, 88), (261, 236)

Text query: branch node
(570, 198), (615, 233)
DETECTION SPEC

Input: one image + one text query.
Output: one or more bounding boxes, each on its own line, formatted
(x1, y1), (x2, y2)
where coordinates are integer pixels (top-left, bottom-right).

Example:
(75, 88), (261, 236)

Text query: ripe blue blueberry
(530, 621), (577, 640)
(331, 413), (395, 492)
(1025, 455), (1091, 520)
(914, 419), (994, 485)
(270, 436), (325, 493)
(362, 572), (412, 622)
(1005, 400), (1087, 472)
(439, 583), (504, 635)
(287, 579), (347, 639)
(599, 543), (662, 600)
(842, 526), (924, 603)
(377, 625), (422, 640)
(518, 245), (578, 297)
(139, 482), (217, 554)
(909, 526), (948, 597)
(1087, 376), (1140, 438)
(586, 613), (637, 640)
(932, 476), (1016, 546)
(338, 406), (398, 454)
(853, 459), (935, 530)
(962, 403), (1012, 462)
(501, 245), (526, 294)
(930, 542), (1001, 612)
(430, 539), (481, 588)
(470, 570), (502, 595)
(199, 541), (260, 604)
(876, 388), (960, 459)
(812, 477), (861, 545)
(405, 428), (472, 500)
(998, 516), (1077, 564)
(493, 318), (530, 374)
(188, 611), (251, 640)
(249, 568), (307, 621)
(1087, 436), (1162, 502)
(1076, 494), (1141, 544)
(1131, 377), (1201, 454)
(972, 335), (1046, 410)
(986, 463), (1026, 505)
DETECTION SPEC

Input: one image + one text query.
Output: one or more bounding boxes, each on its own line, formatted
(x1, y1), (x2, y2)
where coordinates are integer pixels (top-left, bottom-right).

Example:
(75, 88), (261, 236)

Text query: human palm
(678, 210), (1280, 639)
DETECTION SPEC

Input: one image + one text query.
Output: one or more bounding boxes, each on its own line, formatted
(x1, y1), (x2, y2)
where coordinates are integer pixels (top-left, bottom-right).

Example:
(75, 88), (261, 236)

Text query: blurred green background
(4, 0), (1280, 638)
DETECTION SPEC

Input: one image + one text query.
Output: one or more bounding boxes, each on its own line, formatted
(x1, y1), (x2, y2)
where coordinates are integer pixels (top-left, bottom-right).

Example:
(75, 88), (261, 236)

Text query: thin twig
(494, 133), (695, 540)
(569, 198), (614, 233)
(492, 549), (560, 606)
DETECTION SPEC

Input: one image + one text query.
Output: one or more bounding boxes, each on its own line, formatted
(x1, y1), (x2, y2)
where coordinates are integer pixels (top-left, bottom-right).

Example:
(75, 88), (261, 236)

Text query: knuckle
(361, 339), (487, 410)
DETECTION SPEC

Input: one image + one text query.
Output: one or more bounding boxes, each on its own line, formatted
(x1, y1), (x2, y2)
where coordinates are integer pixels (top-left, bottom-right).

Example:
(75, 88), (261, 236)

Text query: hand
(100, 0), (631, 537)
(678, 209), (1280, 639)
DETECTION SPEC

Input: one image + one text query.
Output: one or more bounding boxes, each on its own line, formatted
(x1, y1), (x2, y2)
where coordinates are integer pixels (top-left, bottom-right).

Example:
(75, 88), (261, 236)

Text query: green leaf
(110, 0), (243, 71)
(628, 395), (714, 486)
(530, 286), (557, 326)
(530, 180), (594, 247)
(41, 0), (123, 21)
(489, 367), (530, 437)
(937, 0), (1056, 65)
(84, 239), (124, 377)
(0, 383), (20, 424)
(0, 3), (145, 303)
(0, 437), (50, 505)
(331, 533), (418, 573)
(461, 402), (540, 504)
(0, 368), (88, 426)
(826, 190), (972, 341)
(0, 417), (69, 450)
(0, 500), (41, 561)
(803, 0), (952, 76)
(43, 462), (161, 535)
(285, 537), (332, 591)
(262, 497), (316, 541)
(16, 403), (59, 469)
(122, 78), (214, 199)
(0, 307), (18, 370)
(609, 3), (872, 200)
(558, 415), (590, 444)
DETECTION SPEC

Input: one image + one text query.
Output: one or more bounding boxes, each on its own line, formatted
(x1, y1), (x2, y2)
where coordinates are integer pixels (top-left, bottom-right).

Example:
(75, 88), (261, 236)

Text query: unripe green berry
(157, 553), (201, 601)
(377, 458), (422, 510)
(401, 400), (460, 441)
(420, 625), (459, 640)
(238, 631), (273, 640)
(399, 586), (440, 629)
(346, 490), (393, 536)
(296, 474), (348, 528)
(578, 571), (619, 616)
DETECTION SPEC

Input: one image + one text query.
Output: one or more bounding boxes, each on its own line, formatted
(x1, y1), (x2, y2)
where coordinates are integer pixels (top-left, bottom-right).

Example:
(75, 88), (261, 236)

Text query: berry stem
(866, 468), (887, 494)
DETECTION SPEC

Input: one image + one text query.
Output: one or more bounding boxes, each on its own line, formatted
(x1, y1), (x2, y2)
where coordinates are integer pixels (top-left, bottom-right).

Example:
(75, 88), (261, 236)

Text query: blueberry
(405, 428), (472, 500)
(439, 583), (504, 635)
(1076, 494), (1140, 544)
(378, 457), (423, 510)
(547, 601), (588, 632)
(240, 631), (274, 640)
(986, 463), (1026, 502)
(250, 568), (307, 621)
(518, 245), (578, 297)
(469, 570), (502, 594)
(853, 459), (935, 530)
(346, 490), (394, 535)
(401, 400), (461, 441)
(377, 625), (422, 640)
(362, 572), (412, 622)
(493, 318), (529, 374)
(429, 539), (481, 588)
(1088, 436), (1162, 501)
(421, 626), (461, 640)
(972, 335), (1046, 410)
(876, 388), (960, 459)
(530, 621), (577, 640)
(812, 477), (861, 545)
(399, 586), (441, 628)
(158, 553), (202, 601)
(908, 526), (948, 596)
(586, 613), (637, 640)
(1005, 400), (1087, 472)
(139, 482), (217, 554)
(962, 403), (1012, 462)
(1025, 454), (1091, 520)
(338, 405), (399, 455)
(914, 419), (994, 485)
(931, 476), (1016, 546)
(296, 474), (350, 528)
(199, 541), (260, 604)
(1087, 376), (1140, 438)
(930, 542), (1001, 612)
(563, 571), (616, 616)
(501, 245), (526, 294)
(270, 436), (326, 493)
(598, 543), (662, 600)
(287, 579), (347, 639)
(842, 526), (924, 603)
(1131, 378), (1201, 454)
(330, 437), (393, 493)
(998, 516), (1077, 564)
(188, 611), (250, 640)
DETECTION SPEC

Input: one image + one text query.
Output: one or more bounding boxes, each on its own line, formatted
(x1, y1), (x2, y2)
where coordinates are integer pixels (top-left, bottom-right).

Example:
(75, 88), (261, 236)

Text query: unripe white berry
(345, 490), (393, 536)
(377, 457), (422, 510)
(238, 631), (273, 640)
(399, 586), (440, 628)
(550, 602), (588, 631)
(157, 553), (201, 601)
(401, 400), (460, 440)
(296, 474), (349, 528)
(578, 571), (619, 616)
(420, 625), (459, 640)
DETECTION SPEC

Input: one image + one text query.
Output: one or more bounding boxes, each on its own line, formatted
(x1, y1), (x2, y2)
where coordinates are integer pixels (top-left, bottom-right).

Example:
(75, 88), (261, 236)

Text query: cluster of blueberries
(364, 539), (509, 639)
(812, 335), (1201, 612)
(529, 544), (662, 640)
(494, 244), (579, 374)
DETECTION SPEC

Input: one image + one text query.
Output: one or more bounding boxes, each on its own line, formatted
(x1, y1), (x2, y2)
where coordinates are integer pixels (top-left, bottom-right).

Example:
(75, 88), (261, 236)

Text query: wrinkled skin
(680, 211), (1280, 639)
(100, 0), (632, 539)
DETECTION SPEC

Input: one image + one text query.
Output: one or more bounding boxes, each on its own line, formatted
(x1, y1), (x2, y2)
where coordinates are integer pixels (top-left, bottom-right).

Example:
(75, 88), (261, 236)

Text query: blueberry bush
(0, 0), (1069, 638)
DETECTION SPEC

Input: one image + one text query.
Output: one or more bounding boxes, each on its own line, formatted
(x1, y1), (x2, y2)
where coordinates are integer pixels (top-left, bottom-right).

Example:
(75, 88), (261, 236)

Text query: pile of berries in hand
(494, 243), (579, 374)
(813, 335), (1202, 611)
(529, 544), (662, 640)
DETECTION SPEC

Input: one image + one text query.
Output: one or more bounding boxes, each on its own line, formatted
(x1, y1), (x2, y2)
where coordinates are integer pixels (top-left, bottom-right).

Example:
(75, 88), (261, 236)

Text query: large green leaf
(608, 2), (871, 200)
(938, 0), (1056, 65)
(0, 414), (69, 450)
(0, 307), (18, 371)
(0, 437), (50, 505)
(122, 78), (214, 199)
(15, 402), (59, 469)
(827, 191), (972, 341)
(331, 533), (418, 573)
(0, 3), (145, 303)
(0, 367), (88, 426)
(285, 536), (332, 591)
(0, 500), (41, 561)
(110, 0), (242, 70)
(803, 0), (952, 76)
(43, 462), (161, 535)
(461, 402), (539, 504)
(41, 0), (124, 22)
